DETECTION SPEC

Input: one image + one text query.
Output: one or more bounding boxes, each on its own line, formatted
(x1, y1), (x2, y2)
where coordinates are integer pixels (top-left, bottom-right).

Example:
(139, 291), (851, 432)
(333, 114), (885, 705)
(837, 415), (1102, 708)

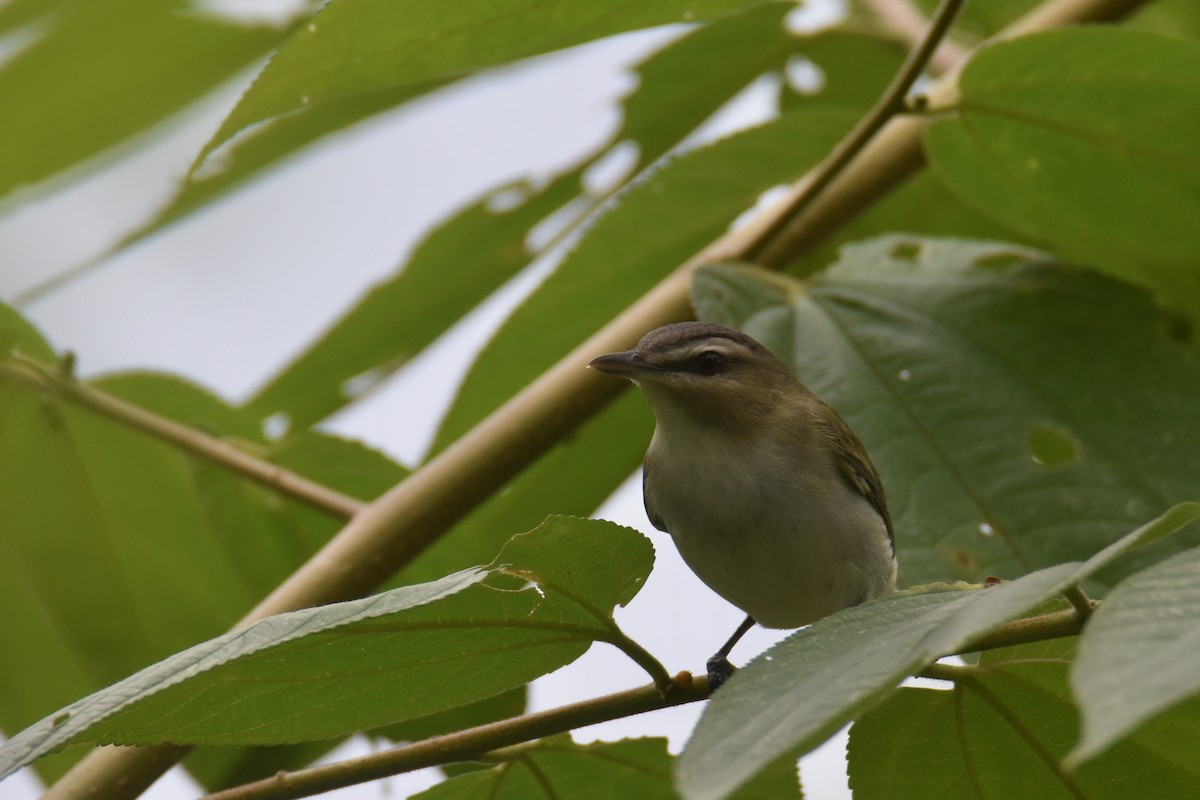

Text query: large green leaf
(847, 639), (1200, 798)
(693, 238), (1200, 587)
(0, 0), (305, 201)
(241, 2), (825, 432)
(0, 315), (410, 783)
(200, 0), (771, 166)
(673, 504), (1200, 800)
(923, 28), (1200, 312)
(413, 735), (801, 800)
(1068, 543), (1200, 766)
(0, 517), (653, 776)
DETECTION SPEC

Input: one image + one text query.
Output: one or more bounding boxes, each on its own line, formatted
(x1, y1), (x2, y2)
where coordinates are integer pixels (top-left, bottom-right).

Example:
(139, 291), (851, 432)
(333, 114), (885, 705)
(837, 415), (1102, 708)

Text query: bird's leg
(706, 614), (756, 692)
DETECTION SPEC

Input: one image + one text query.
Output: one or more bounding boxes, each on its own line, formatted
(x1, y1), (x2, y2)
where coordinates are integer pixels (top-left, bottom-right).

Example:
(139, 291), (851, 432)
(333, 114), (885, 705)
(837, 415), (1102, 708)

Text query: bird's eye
(695, 350), (723, 375)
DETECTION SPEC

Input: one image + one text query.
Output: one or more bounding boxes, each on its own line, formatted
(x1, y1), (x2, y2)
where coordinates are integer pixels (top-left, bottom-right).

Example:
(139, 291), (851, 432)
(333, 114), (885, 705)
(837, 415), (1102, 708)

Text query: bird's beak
(589, 350), (656, 379)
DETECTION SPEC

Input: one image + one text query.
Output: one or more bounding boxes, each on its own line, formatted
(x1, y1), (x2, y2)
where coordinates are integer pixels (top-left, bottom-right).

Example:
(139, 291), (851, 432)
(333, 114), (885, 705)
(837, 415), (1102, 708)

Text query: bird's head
(589, 322), (801, 429)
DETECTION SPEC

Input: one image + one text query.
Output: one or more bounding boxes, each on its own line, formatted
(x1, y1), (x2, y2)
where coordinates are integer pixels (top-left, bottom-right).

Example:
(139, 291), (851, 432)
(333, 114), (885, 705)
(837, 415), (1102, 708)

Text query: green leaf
(0, 302), (58, 362)
(673, 504), (1198, 800)
(693, 238), (1200, 587)
(201, 0), (771, 165)
(1069, 541), (1200, 766)
(413, 735), (800, 800)
(0, 353), (407, 782)
(240, 3), (817, 431)
(0, 0), (303, 200)
(433, 105), (861, 452)
(0, 518), (653, 775)
(848, 639), (1200, 798)
(923, 28), (1200, 313)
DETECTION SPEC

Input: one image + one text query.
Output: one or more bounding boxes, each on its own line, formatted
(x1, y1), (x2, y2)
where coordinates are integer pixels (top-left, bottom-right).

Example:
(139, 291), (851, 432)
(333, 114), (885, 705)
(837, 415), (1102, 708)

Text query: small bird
(590, 322), (897, 689)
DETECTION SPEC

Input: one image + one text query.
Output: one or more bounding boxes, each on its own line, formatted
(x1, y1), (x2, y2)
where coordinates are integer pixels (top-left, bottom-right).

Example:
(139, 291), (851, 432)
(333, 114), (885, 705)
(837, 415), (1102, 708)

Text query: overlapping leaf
(0, 305), (410, 783)
(0, 0), (307, 201)
(198, 0), (772, 171)
(673, 504), (1199, 800)
(414, 735), (801, 800)
(848, 639), (1200, 798)
(242, 3), (854, 432)
(0, 517), (654, 777)
(923, 28), (1200, 312)
(693, 237), (1200, 586)
(1069, 543), (1200, 765)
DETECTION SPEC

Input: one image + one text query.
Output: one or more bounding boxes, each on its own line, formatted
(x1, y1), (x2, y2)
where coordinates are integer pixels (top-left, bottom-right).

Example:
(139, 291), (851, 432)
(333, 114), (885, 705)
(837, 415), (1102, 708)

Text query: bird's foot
(706, 655), (736, 692)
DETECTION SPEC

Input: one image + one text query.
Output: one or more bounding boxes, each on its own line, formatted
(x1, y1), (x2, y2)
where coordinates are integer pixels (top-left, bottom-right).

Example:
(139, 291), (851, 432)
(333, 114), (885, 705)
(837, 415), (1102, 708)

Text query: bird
(589, 321), (897, 690)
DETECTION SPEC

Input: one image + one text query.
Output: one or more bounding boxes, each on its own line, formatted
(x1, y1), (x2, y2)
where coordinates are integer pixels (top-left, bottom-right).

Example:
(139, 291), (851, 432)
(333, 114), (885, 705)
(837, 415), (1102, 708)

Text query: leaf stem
(960, 608), (1087, 653)
(743, 0), (968, 264)
(600, 628), (675, 692)
(202, 676), (707, 800)
(1061, 584), (1095, 621)
(0, 354), (363, 520)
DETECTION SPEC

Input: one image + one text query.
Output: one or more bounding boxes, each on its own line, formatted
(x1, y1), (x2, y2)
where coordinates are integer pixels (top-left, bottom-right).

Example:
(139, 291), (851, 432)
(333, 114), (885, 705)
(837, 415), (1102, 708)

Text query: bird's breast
(644, 430), (894, 629)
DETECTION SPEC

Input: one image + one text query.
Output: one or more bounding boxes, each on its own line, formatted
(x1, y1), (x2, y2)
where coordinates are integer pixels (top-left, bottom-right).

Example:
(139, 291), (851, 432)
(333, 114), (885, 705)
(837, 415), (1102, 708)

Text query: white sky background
(0, 3), (856, 797)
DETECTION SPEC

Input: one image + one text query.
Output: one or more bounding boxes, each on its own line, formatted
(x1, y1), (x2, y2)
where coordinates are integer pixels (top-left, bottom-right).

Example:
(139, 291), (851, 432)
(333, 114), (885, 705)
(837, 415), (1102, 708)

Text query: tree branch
(203, 676), (708, 800)
(0, 355), (364, 520)
(42, 0), (1152, 797)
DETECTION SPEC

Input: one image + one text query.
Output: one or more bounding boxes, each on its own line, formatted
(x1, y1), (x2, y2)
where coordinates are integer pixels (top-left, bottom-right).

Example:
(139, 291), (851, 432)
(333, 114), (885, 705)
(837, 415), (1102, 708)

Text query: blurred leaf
(693, 237), (1200, 587)
(0, 0), (306, 200)
(1069, 543), (1200, 766)
(779, 29), (907, 110)
(848, 639), (1200, 798)
(903, 0), (1200, 41)
(923, 28), (1200, 313)
(413, 735), (800, 800)
(786, 171), (1017, 278)
(0, 333), (408, 781)
(673, 504), (1199, 800)
(0, 517), (653, 772)
(394, 390), (652, 588)
(200, 0), (773, 165)
(242, 3), (816, 431)
(0, 301), (57, 362)
(433, 105), (863, 452)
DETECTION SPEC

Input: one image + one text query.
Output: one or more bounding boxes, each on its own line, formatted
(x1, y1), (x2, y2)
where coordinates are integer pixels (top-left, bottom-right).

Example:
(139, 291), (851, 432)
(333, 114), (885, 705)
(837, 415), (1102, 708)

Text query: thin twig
(203, 676), (707, 800)
(0, 355), (364, 520)
(42, 1), (1152, 797)
(861, 0), (970, 72)
(744, 0), (966, 264)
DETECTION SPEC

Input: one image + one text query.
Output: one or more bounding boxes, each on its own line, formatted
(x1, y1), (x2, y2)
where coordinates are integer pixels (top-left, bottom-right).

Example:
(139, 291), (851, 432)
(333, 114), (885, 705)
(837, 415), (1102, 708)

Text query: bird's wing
(820, 412), (894, 548)
(641, 459), (669, 533)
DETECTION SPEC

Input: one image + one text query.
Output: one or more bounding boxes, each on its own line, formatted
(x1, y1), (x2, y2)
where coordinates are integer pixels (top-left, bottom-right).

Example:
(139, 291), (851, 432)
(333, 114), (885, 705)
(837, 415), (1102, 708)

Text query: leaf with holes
(692, 237), (1200, 587)
(0, 517), (654, 778)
